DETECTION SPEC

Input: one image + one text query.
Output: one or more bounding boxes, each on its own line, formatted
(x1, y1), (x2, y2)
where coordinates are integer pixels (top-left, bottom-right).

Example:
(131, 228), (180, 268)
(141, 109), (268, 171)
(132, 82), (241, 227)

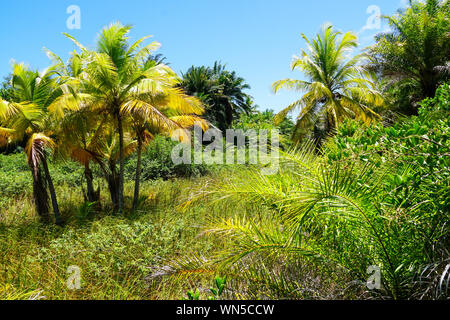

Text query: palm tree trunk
(42, 156), (63, 225)
(225, 101), (234, 129)
(30, 164), (50, 223)
(117, 113), (125, 213)
(132, 138), (143, 211)
(97, 160), (117, 210)
(106, 174), (118, 210)
(324, 112), (334, 136)
(84, 163), (97, 203)
(107, 160), (119, 212)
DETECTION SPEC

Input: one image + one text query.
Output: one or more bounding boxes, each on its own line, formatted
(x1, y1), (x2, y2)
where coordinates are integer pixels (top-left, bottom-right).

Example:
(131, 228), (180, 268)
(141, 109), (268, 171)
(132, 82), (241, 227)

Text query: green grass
(0, 169), (263, 300)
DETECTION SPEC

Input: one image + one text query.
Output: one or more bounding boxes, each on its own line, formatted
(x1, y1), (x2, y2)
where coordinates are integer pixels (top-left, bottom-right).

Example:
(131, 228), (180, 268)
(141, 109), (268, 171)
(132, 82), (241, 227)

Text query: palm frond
(25, 133), (55, 169)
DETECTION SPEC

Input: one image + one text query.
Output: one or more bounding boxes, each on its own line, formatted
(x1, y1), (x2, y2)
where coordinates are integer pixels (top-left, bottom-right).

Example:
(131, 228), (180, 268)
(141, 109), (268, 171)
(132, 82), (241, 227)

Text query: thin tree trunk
(132, 138), (143, 211)
(107, 161), (119, 212)
(324, 112), (334, 136)
(42, 156), (63, 225)
(84, 163), (97, 203)
(117, 113), (125, 213)
(108, 176), (118, 210)
(97, 160), (116, 209)
(30, 164), (50, 223)
(225, 101), (234, 129)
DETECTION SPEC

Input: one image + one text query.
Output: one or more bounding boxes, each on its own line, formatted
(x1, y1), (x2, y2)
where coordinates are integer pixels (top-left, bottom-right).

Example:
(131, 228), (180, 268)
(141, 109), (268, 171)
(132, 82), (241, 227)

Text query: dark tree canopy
(180, 62), (253, 131)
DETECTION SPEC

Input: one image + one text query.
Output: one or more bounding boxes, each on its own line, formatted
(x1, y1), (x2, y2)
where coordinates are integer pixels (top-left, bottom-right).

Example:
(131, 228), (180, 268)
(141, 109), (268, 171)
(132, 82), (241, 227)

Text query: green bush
(233, 109), (294, 150)
(0, 153), (32, 198)
(0, 151), (83, 200)
(321, 82), (450, 298)
(124, 135), (209, 181)
(47, 160), (84, 187)
(181, 83), (449, 299)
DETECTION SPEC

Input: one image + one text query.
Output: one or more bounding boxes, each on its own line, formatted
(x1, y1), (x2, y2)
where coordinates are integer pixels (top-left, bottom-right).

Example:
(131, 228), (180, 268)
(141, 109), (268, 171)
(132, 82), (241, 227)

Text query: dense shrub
(181, 83), (449, 299)
(0, 151), (83, 199)
(0, 152), (32, 198)
(124, 135), (209, 182)
(322, 82), (450, 298)
(232, 109), (294, 150)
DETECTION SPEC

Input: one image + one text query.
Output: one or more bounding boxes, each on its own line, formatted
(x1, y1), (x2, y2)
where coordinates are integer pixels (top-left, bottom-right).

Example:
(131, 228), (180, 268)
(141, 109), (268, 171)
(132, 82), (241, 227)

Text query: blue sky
(0, 0), (407, 113)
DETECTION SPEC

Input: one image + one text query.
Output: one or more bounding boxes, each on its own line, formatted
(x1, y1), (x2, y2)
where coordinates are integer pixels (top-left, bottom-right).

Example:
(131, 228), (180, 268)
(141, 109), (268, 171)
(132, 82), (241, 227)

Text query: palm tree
(181, 62), (252, 131)
(216, 64), (253, 129)
(273, 25), (384, 143)
(368, 0), (449, 114)
(46, 50), (103, 204)
(56, 110), (105, 203)
(88, 121), (137, 208)
(0, 63), (63, 224)
(49, 23), (204, 212)
(55, 106), (137, 209)
(127, 106), (207, 211)
(126, 55), (206, 211)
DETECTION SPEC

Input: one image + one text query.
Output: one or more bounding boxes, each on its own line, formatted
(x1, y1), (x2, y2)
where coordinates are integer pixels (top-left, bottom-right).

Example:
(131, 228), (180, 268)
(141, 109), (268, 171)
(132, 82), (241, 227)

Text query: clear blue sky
(0, 0), (407, 113)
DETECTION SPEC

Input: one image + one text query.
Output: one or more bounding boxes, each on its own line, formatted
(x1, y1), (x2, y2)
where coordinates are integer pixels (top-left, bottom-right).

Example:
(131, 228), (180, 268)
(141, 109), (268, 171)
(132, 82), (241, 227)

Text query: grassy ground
(0, 172), (247, 300)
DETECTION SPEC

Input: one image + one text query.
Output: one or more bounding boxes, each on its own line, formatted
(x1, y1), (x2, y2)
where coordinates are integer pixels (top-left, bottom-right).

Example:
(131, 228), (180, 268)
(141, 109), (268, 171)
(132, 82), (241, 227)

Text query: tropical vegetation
(0, 0), (448, 301)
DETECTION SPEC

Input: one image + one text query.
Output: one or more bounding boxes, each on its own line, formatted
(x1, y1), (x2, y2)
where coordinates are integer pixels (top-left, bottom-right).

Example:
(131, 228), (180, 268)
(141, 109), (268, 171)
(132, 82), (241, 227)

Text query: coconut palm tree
(273, 25), (384, 143)
(216, 65), (253, 129)
(46, 50), (103, 204)
(49, 23), (204, 212)
(86, 121), (137, 208)
(124, 56), (208, 210)
(56, 109), (105, 203)
(125, 97), (208, 211)
(0, 63), (63, 224)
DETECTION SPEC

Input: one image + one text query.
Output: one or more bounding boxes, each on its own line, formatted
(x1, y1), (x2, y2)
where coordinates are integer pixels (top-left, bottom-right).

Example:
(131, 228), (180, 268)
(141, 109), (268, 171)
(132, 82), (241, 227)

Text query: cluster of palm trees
(2, 0), (446, 225)
(180, 62), (253, 131)
(0, 23), (207, 224)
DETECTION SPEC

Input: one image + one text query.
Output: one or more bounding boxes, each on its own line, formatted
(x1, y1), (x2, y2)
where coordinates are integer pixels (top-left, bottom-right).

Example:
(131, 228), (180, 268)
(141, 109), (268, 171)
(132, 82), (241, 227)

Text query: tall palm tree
(49, 23), (204, 212)
(0, 63), (63, 224)
(216, 64), (253, 129)
(273, 25), (384, 143)
(46, 49), (103, 204)
(122, 50), (208, 211)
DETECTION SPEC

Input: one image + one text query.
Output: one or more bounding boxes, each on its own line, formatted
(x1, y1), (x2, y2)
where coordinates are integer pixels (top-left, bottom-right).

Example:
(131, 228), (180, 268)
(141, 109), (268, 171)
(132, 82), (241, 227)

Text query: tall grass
(0, 173), (240, 300)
